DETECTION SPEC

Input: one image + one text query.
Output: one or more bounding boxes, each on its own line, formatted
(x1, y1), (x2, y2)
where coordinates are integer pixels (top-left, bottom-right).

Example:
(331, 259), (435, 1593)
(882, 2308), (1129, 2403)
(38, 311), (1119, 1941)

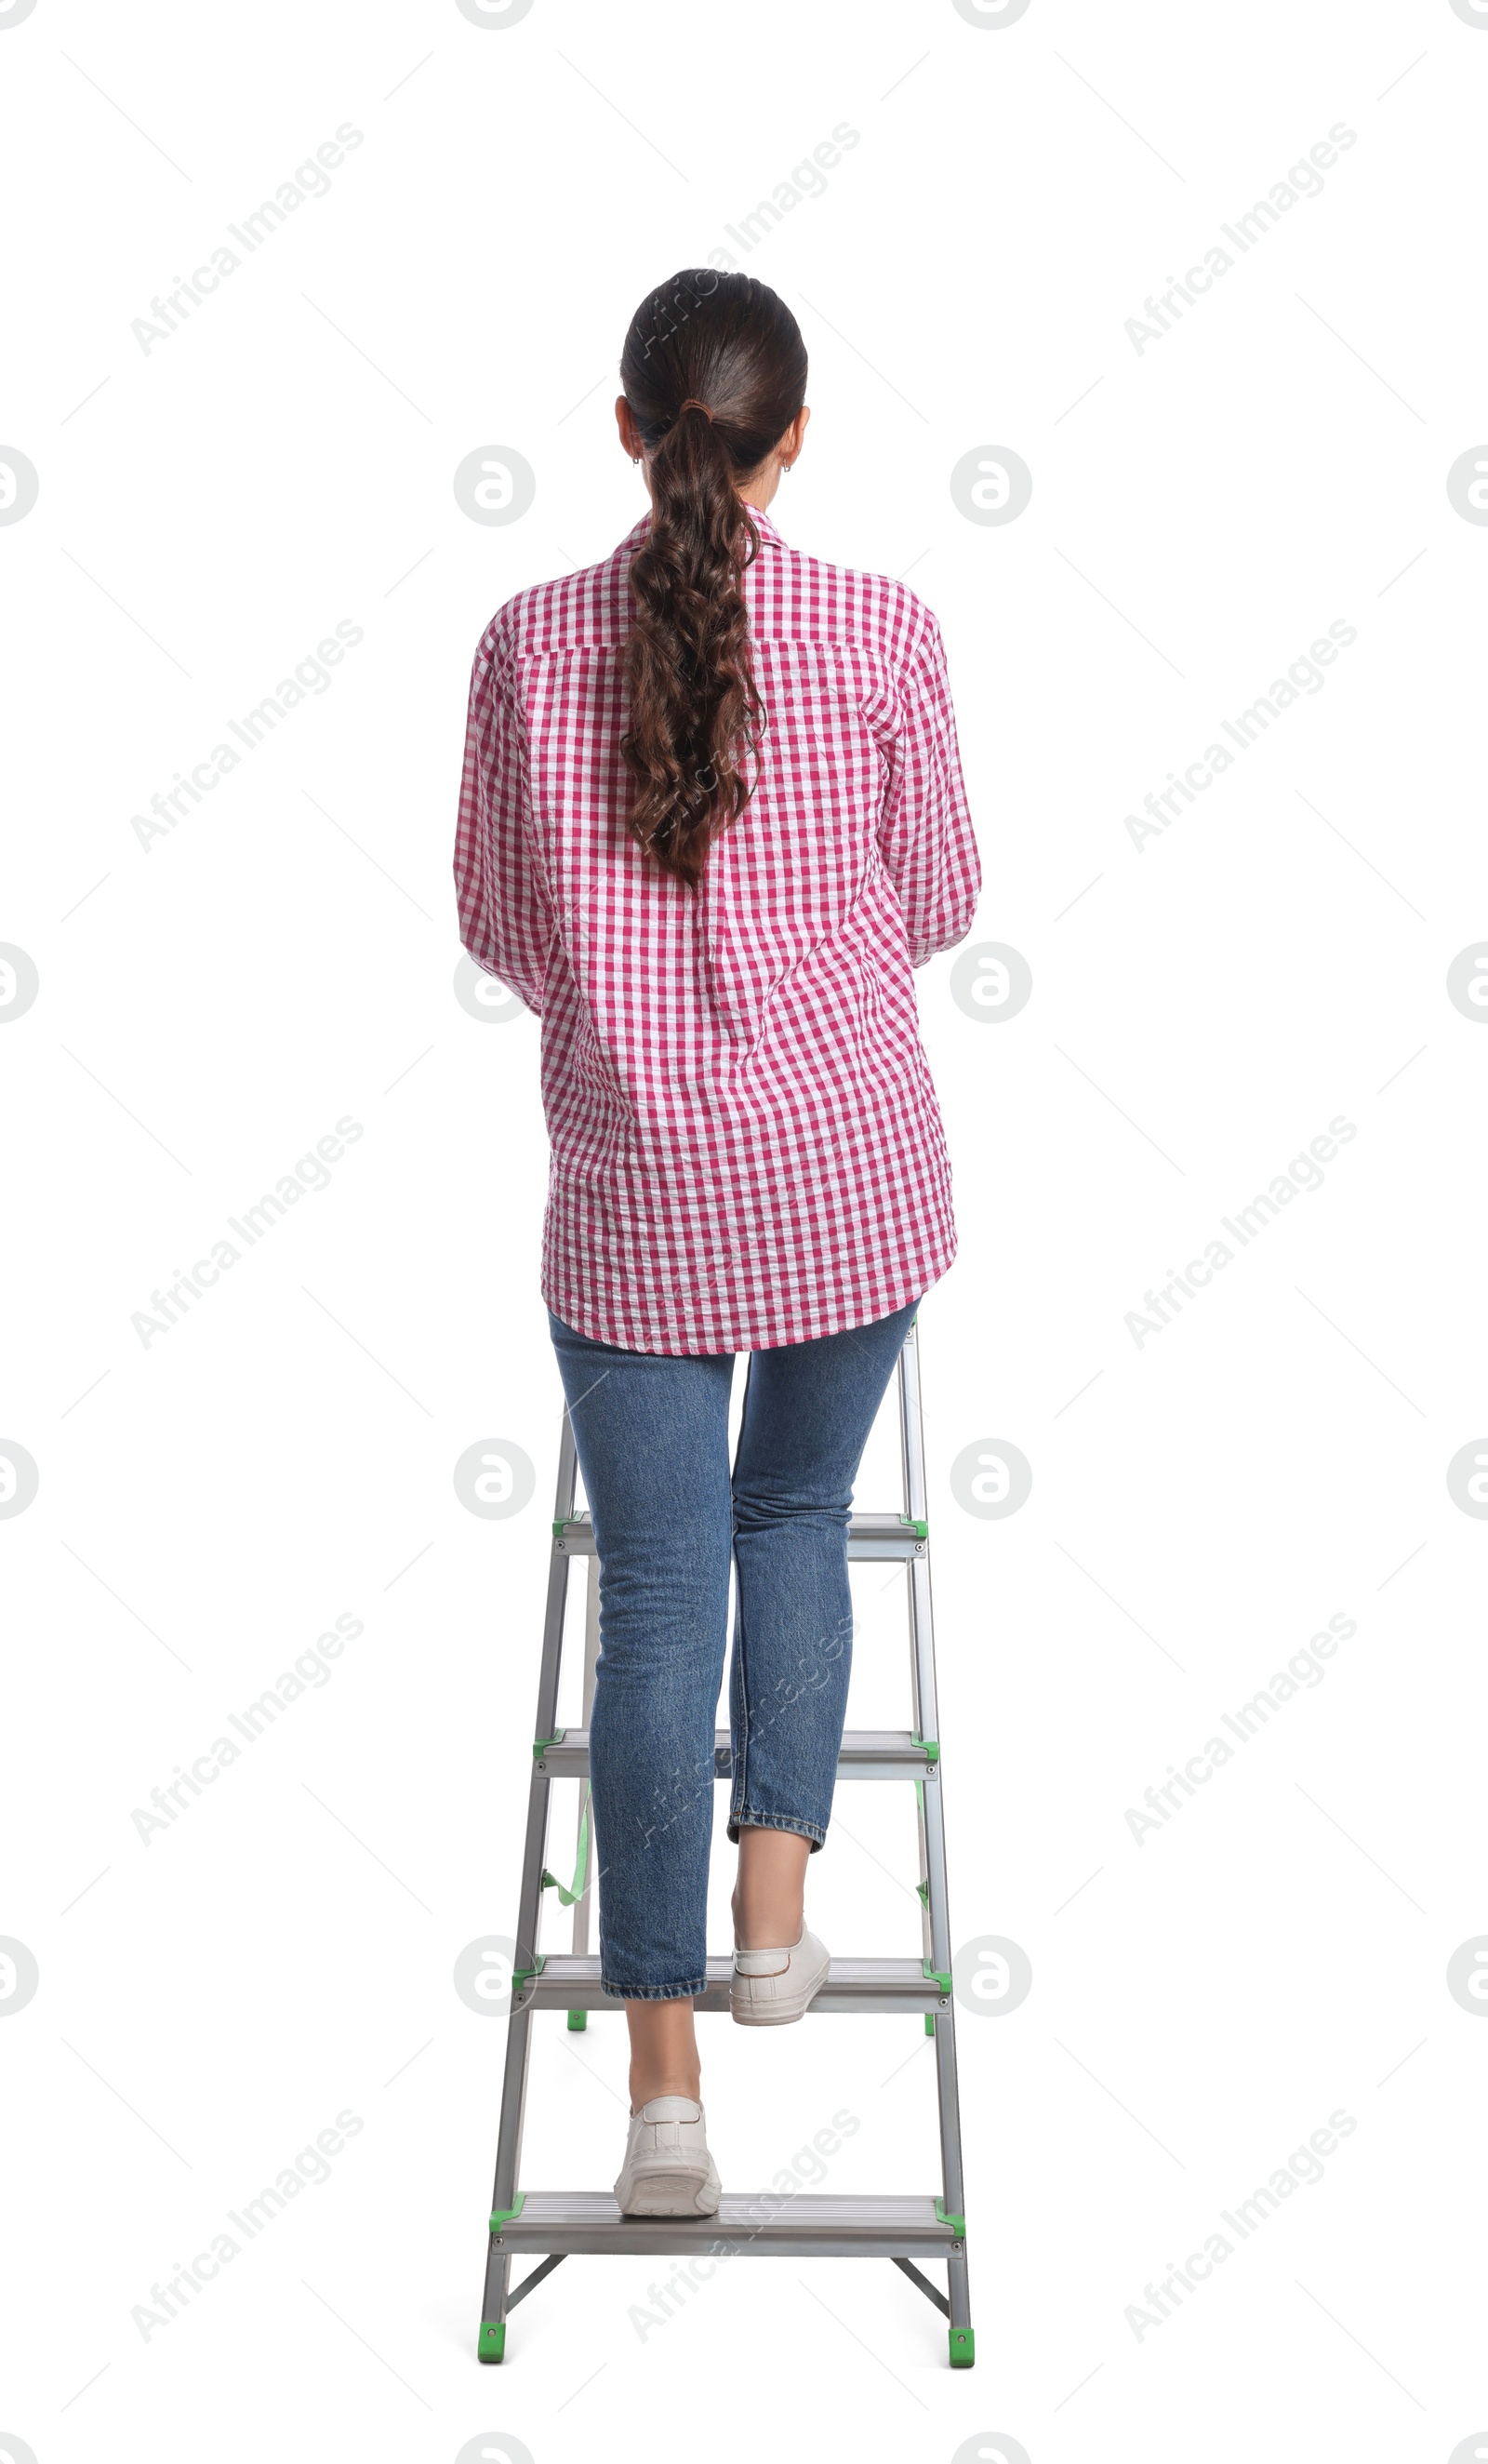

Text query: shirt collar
(742, 497), (782, 540)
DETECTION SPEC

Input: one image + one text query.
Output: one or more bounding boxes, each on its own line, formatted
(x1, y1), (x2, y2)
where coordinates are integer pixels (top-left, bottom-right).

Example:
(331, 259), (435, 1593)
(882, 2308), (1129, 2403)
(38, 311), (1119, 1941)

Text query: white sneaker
(730, 1925), (831, 2026)
(613, 2096), (722, 2216)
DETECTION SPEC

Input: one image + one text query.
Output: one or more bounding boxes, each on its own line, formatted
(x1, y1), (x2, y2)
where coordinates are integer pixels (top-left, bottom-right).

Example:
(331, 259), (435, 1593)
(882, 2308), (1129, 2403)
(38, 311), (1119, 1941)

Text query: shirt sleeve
(454, 620), (554, 1017)
(877, 606), (981, 966)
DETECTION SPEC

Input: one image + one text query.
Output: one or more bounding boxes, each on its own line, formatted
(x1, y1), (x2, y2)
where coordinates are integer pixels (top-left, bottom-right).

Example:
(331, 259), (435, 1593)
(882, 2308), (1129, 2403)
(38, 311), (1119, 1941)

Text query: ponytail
(618, 271), (807, 888)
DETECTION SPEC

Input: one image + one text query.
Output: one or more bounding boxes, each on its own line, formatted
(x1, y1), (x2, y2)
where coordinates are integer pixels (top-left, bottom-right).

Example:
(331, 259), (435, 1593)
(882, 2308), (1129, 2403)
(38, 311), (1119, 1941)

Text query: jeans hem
(726, 1809), (827, 1852)
(600, 1976), (708, 2002)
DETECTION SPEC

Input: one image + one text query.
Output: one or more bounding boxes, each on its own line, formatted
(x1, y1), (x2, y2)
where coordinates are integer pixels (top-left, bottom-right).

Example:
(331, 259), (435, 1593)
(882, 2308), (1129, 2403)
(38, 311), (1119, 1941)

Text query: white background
(3, 1), (1486, 2458)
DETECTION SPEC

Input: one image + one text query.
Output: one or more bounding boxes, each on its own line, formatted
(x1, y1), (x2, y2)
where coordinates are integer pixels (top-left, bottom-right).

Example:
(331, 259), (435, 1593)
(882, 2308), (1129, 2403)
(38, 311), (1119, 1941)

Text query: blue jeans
(547, 1299), (920, 2000)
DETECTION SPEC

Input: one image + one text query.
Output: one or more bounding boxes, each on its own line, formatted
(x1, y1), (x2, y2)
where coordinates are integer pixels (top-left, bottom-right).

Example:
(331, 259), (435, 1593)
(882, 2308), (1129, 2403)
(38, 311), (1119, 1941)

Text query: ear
(780, 405), (810, 463)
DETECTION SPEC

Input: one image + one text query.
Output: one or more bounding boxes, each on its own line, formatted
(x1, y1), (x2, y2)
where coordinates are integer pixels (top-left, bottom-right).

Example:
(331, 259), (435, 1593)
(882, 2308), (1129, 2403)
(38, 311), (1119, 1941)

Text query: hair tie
(673, 397), (714, 423)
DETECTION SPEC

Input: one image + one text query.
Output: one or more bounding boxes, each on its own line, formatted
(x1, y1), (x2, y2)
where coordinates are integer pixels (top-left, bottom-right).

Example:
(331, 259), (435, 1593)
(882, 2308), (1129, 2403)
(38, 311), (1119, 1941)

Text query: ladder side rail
(897, 1325), (942, 1752)
(530, 1415), (579, 1750)
(485, 1416), (580, 2293)
(909, 1558), (948, 1967)
(570, 1558), (600, 1954)
(921, 1771), (966, 2212)
(897, 1319), (930, 1525)
(897, 1330), (936, 1969)
(897, 1320), (973, 2351)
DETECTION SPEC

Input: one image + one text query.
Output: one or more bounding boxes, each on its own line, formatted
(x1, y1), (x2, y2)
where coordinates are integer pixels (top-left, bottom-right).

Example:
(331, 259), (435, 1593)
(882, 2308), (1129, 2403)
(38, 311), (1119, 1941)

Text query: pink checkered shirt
(454, 497), (980, 1354)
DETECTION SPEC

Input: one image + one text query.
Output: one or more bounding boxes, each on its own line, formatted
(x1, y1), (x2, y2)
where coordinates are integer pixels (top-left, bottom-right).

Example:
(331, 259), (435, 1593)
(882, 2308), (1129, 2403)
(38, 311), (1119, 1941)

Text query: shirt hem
(540, 1244), (952, 1356)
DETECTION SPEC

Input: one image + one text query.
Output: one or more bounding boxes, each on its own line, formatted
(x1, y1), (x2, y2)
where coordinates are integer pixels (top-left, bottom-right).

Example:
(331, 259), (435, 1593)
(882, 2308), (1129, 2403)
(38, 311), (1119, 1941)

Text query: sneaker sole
(616, 2169), (721, 2217)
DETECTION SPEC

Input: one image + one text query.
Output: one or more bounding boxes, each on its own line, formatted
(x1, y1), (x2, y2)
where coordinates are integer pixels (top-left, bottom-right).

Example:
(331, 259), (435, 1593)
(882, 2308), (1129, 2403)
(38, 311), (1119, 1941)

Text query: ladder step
(536, 1728), (937, 1783)
(553, 1510), (926, 1562)
(518, 1954), (950, 2015)
(492, 2191), (956, 2258)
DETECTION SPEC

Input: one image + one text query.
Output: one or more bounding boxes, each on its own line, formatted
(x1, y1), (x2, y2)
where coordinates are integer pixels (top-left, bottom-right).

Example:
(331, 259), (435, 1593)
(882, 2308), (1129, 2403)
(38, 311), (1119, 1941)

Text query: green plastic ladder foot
(566, 2008), (587, 2031)
(949, 2326), (975, 2368)
(478, 2320), (506, 2364)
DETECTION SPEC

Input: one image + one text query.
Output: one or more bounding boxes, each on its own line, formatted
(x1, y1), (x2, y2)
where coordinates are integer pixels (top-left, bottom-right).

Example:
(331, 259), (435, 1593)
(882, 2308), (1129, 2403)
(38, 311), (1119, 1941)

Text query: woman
(454, 269), (979, 2217)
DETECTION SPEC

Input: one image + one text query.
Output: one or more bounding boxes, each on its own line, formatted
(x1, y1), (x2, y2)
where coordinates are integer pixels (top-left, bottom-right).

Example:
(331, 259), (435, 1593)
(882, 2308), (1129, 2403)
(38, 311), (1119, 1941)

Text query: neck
(736, 472), (782, 513)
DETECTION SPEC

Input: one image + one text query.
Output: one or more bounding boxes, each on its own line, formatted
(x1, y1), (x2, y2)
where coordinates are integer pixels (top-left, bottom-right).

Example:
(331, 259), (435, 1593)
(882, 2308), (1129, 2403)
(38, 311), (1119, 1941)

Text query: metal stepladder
(478, 1315), (973, 2367)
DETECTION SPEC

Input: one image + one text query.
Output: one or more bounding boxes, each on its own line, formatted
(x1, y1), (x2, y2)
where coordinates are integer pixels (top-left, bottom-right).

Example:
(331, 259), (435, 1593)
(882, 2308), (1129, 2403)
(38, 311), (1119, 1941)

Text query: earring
(632, 456), (641, 465)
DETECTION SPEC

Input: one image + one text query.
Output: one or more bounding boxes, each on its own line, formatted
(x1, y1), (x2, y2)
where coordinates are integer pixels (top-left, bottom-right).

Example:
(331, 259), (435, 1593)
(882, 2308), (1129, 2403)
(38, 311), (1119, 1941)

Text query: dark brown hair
(618, 270), (807, 887)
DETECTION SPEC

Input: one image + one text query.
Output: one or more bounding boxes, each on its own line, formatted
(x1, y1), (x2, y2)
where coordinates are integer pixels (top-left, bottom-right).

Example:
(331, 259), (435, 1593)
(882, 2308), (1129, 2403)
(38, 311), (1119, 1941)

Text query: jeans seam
(731, 1569), (751, 1820)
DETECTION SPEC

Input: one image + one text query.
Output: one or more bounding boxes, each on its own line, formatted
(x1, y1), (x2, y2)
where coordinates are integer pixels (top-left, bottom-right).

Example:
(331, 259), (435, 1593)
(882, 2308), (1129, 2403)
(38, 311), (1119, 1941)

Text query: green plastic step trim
(935, 2196), (965, 2238)
(908, 1518), (929, 1538)
(910, 1734), (939, 1764)
(478, 2319), (506, 2363)
(923, 1960), (952, 1994)
(566, 2008), (588, 2031)
(511, 1954), (546, 1991)
(923, 2013), (936, 2037)
(915, 1880), (929, 1906)
(949, 2325), (975, 2368)
(488, 2193), (526, 2231)
(533, 1731), (566, 1759)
